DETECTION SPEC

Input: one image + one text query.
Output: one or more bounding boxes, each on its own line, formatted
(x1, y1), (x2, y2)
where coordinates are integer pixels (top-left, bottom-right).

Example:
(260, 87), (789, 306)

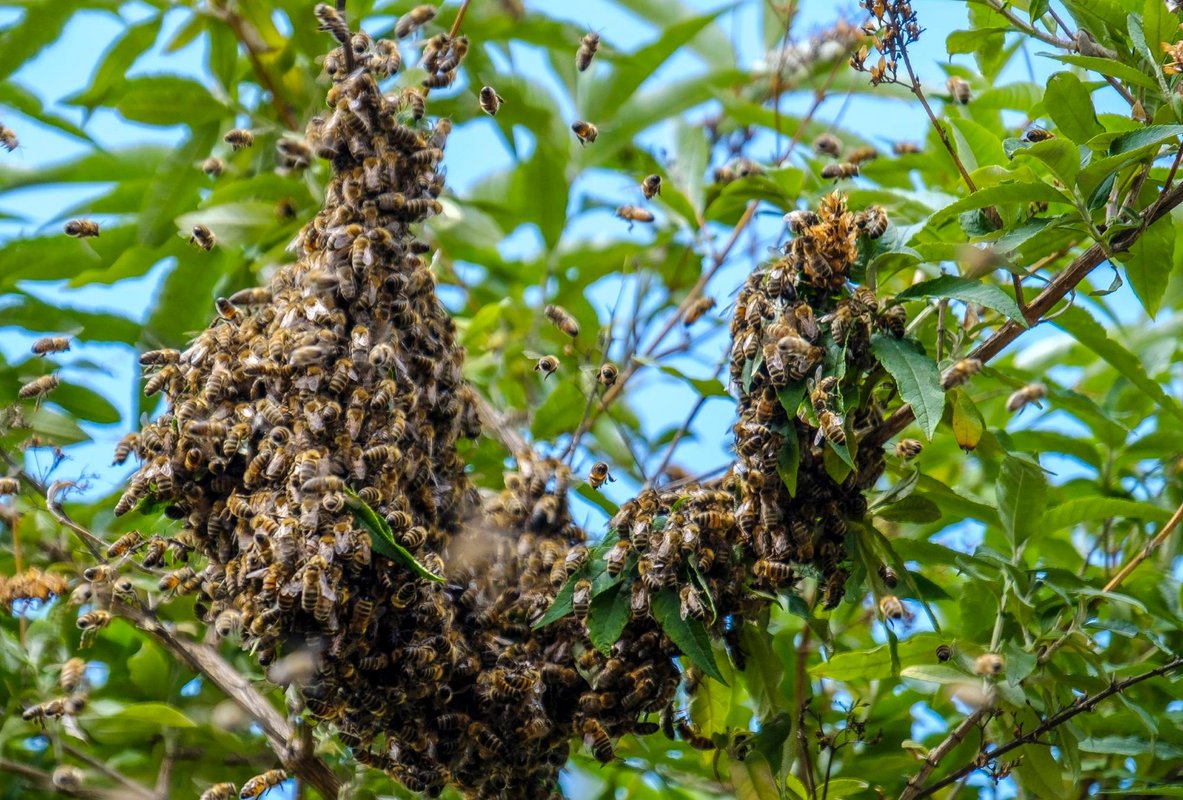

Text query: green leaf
(51, 383), (120, 425)
(1055, 305), (1183, 425)
(0, 2), (73, 82)
(533, 576), (576, 629)
(1143, 0), (1171, 69)
(730, 752), (779, 800)
(1041, 53), (1160, 91)
(871, 336), (945, 440)
(947, 28), (1010, 56)
(532, 381), (585, 441)
(950, 388), (986, 452)
(586, 582), (630, 656)
(895, 275), (1026, 324)
(1107, 124), (1183, 155)
(1041, 497), (1172, 533)
(22, 408), (90, 446)
(737, 624), (785, 717)
(610, 0), (736, 72)
(127, 641), (169, 694)
(875, 495), (942, 523)
(777, 433), (800, 497)
(1011, 137), (1082, 187)
(947, 116), (1007, 172)
(65, 16), (163, 109)
(651, 590), (726, 684)
(1117, 214), (1175, 318)
(995, 456), (1048, 550)
(0, 293), (140, 344)
(114, 76), (228, 126)
(899, 664), (969, 684)
(1045, 72), (1102, 144)
(927, 181), (1070, 228)
(343, 487), (443, 583)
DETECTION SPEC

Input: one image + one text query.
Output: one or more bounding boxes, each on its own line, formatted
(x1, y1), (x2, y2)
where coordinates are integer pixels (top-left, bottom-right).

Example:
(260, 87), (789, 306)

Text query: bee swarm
(108, 10), (897, 799)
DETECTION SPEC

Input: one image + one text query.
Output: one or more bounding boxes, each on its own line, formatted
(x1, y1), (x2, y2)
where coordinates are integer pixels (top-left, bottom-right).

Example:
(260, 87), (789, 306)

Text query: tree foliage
(1, 0), (1183, 798)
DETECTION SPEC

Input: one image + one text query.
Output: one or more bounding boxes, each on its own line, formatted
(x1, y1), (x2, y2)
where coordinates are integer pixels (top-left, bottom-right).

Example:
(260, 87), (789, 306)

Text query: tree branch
(912, 656), (1183, 798)
(898, 709), (987, 800)
(1102, 497), (1183, 592)
(0, 758), (125, 800)
(864, 180), (1183, 450)
(207, 2), (300, 130)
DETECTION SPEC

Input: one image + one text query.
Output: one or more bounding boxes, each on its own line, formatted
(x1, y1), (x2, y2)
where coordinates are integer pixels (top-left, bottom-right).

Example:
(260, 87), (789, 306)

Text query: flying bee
(676, 718), (715, 750)
(879, 565), (899, 589)
(60, 657), (87, 693)
(641, 174), (662, 199)
(936, 644), (953, 662)
(847, 145), (879, 166)
(821, 162), (859, 180)
(223, 128), (254, 150)
(1023, 127), (1054, 142)
(189, 224), (215, 251)
(77, 609), (111, 631)
(941, 357), (983, 390)
(582, 718), (614, 763)
(19, 374), (60, 400)
(604, 539), (631, 576)
(813, 132), (842, 157)
(588, 461), (614, 490)
(597, 362), (618, 388)
(479, 85), (504, 116)
(544, 304), (579, 337)
(534, 354), (558, 378)
(576, 31), (600, 71)
(616, 205), (654, 229)
(946, 76), (971, 104)
(395, 5), (437, 38)
(199, 784), (237, 800)
(64, 219), (100, 238)
(240, 769), (286, 799)
(0, 124), (18, 151)
(571, 120), (598, 145)
(973, 652), (1005, 676)
(31, 336), (71, 356)
(1006, 382), (1047, 413)
(878, 594), (907, 622)
(106, 530), (144, 558)
(201, 156), (224, 177)
(314, 3), (349, 43)
(0, 477), (19, 495)
(858, 205), (889, 239)
(683, 296), (716, 326)
(893, 141), (922, 155)
(895, 438), (923, 460)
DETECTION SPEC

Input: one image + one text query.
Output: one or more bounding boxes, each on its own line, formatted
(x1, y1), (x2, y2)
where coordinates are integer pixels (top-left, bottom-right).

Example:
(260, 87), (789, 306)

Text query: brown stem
(912, 656), (1183, 798)
(209, 3), (299, 130)
(864, 180), (1183, 449)
(898, 709), (987, 800)
(60, 743), (156, 800)
(793, 627), (817, 797)
(0, 758), (119, 800)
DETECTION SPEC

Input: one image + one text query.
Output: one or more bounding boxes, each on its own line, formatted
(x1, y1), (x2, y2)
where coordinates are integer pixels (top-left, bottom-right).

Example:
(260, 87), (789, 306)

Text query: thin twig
(864, 181), (1183, 449)
(208, 3), (299, 130)
(60, 743), (156, 800)
(0, 758), (120, 800)
(912, 656), (1183, 798)
(793, 627), (817, 798)
(650, 355), (728, 486)
(898, 709), (988, 800)
(1102, 498), (1183, 593)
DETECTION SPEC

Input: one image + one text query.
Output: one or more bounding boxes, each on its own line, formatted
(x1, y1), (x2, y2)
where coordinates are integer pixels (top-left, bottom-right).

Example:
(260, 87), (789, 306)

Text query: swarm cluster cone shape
(115, 14), (896, 798)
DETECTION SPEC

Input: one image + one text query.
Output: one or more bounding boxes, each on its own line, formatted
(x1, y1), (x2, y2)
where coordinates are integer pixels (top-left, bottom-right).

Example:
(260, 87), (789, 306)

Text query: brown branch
(1102, 497), (1183, 592)
(208, 3), (300, 130)
(793, 627), (817, 798)
(898, 709), (987, 800)
(912, 656), (1183, 798)
(864, 180), (1183, 449)
(0, 758), (124, 800)
(59, 744), (156, 800)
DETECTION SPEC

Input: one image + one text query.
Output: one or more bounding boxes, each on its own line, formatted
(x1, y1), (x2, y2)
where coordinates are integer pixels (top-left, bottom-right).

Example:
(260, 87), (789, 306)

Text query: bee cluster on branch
(61, 6), (910, 798)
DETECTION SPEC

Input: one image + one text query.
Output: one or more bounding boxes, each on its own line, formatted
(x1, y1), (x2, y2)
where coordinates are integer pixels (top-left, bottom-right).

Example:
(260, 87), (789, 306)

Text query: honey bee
(604, 539), (631, 576)
(563, 545), (589, 577)
(64, 219), (100, 238)
(946, 76), (971, 104)
(395, 5), (437, 38)
(857, 205), (889, 239)
(597, 362), (618, 388)
(1023, 127), (1054, 142)
(641, 174), (662, 199)
(847, 145), (879, 165)
(616, 205), (654, 228)
(973, 652), (1005, 676)
(813, 132), (842, 157)
(479, 85), (504, 116)
(679, 585), (706, 620)
(215, 609), (243, 638)
(106, 530), (144, 558)
(821, 162), (859, 180)
(140, 536), (166, 568)
(189, 224), (216, 251)
(19, 374), (60, 400)
(223, 128), (254, 150)
(676, 717), (715, 750)
(582, 718), (614, 763)
(683, 296), (716, 326)
(571, 120), (598, 145)
(893, 141), (921, 155)
(878, 594), (906, 622)
(159, 566), (196, 593)
(809, 375), (838, 413)
(941, 357), (982, 390)
(0, 477), (20, 495)
(0, 123), (18, 152)
(199, 784), (237, 800)
(576, 31), (600, 71)
(753, 559), (793, 585)
(51, 766), (83, 792)
(785, 209), (820, 234)
(402, 87), (426, 119)
(544, 304), (579, 337)
(77, 610), (111, 630)
(936, 644), (953, 662)
(1006, 382), (1047, 413)
(894, 438), (922, 460)
(240, 769), (286, 799)
(534, 354), (559, 378)
(817, 410), (846, 446)
(572, 578), (593, 620)
(588, 461), (614, 490)
(60, 658), (87, 693)
(31, 336), (71, 356)
(314, 3), (349, 43)
(200, 155), (225, 178)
